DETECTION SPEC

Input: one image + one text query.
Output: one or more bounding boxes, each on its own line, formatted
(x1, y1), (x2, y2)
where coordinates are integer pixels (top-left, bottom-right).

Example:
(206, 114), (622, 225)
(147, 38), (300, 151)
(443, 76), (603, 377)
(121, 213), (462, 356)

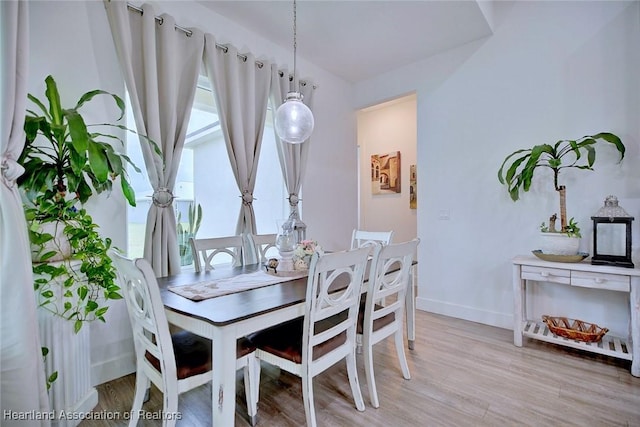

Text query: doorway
(356, 93), (417, 242)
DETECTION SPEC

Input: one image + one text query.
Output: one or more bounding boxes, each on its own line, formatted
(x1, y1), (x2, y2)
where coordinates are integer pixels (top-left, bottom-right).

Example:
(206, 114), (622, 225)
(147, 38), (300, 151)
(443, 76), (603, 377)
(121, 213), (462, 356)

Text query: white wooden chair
(108, 249), (259, 426)
(351, 228), (395, 341)
(249, 247), (371, 427)
(245, 233), (278, 264)
(357, 238), (420, 408)
(350, 229), (394, 250)
(190, 235), (244, 272)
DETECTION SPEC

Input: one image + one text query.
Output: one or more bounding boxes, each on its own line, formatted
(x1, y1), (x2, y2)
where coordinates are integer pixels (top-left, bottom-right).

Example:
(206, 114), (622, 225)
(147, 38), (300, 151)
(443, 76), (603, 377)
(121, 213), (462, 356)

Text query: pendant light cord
(292, 0), (298, 92)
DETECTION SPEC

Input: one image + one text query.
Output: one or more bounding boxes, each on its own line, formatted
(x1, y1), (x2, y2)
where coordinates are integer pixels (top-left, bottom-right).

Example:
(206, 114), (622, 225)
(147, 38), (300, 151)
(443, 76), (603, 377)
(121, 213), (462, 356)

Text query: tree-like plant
(19, 75), (141, 205)
(498, 132), (625, 233)
(18, 75), (157, 332)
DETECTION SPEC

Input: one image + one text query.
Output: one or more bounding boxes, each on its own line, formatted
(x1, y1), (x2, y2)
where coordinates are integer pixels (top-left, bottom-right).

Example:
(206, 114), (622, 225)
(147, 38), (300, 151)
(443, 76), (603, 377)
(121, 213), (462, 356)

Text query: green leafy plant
(19, 75), (146, 205)
(540, 217), (581, 238)
(17, 74), (149, 328)
(27, 196), (121, 333)
(177, 202), (202, 266)
(498, 132), (625, 233)
(18, 75), (154, 390)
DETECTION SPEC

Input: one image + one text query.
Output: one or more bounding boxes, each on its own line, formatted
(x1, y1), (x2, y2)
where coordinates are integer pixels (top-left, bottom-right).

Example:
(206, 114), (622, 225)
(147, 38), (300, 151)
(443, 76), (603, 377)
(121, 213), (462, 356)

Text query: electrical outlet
(438, 209), (450, 220)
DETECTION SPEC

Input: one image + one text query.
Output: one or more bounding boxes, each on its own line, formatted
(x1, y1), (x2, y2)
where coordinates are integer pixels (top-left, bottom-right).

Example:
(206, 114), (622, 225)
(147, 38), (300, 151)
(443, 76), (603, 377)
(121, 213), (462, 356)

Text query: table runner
(168, 270), (308, 301)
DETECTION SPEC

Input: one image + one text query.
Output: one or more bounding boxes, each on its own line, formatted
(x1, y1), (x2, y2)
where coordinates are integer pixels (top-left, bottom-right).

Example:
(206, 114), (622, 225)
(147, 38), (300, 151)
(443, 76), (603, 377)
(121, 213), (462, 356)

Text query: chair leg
(346, 350), (365, 412)
(162, 387), (179, 427)
(394, 328), (411, 380)
(129, 370), (148, 427)
(362, 340), (379, 408)
(244, 355), (259, 426)
(301, 372), (317, 427)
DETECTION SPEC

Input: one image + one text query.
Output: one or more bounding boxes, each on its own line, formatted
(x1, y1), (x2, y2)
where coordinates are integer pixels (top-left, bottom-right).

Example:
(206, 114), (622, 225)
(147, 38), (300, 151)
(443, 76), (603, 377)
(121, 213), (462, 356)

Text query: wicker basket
(541, 315), (609, 342)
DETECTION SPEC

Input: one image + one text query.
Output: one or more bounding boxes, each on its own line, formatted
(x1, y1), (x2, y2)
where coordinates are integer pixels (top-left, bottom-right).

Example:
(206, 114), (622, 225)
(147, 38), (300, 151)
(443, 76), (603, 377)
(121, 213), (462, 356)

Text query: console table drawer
(571, 271), (630, 292)
(521, 266), (570, 284)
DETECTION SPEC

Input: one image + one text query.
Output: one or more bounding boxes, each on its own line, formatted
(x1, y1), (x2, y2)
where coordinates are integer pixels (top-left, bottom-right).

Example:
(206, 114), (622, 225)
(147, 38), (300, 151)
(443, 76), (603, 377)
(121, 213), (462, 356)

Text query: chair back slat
(351, 229), (394, 250)
(245, 233), (278, 264)
(190, 235), (244, 271)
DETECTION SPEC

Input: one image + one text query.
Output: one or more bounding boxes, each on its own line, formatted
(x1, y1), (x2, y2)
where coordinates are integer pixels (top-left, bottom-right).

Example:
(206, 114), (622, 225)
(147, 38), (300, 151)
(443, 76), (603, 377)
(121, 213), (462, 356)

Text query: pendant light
(274, 0), (314, 144)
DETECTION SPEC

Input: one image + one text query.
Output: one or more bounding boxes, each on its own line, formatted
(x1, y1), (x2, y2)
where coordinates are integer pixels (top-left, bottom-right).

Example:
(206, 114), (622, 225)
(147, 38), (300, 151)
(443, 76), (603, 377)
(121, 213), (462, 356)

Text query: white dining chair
(245, 233), (278, 264)
(249, 247), (371, 427)
(356, 238), (420, 408)
(350, 229), (394, 250)
(108, 249), (259, 426)
(190, 235), (244, 272)
(351, 228), (395, 342)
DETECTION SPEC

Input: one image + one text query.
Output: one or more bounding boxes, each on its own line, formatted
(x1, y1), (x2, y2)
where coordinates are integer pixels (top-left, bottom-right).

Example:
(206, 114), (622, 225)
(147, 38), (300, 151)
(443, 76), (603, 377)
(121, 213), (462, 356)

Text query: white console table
(512, 255), (640, 377)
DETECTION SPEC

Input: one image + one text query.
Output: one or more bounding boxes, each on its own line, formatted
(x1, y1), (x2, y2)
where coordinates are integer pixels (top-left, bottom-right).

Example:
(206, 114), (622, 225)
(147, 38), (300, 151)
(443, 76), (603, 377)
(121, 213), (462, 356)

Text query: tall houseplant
(18, 75), (153, 331)
(498, 132), (625, 235)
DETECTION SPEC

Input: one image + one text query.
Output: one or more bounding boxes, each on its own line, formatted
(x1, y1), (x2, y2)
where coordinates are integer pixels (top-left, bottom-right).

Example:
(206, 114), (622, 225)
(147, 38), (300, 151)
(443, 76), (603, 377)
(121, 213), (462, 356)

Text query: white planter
(539, 232), (580, 255)
(37, 260), (98, 427)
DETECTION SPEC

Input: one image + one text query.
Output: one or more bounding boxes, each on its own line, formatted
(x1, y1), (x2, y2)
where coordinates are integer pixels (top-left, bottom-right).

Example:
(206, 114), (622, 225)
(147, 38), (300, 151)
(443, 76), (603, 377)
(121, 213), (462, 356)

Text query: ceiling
(198, 1), (494, 83)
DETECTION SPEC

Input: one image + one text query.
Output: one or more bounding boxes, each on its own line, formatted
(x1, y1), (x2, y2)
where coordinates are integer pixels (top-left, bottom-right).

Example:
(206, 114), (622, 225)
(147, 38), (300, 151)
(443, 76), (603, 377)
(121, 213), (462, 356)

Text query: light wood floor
(84, 311), (640, 426)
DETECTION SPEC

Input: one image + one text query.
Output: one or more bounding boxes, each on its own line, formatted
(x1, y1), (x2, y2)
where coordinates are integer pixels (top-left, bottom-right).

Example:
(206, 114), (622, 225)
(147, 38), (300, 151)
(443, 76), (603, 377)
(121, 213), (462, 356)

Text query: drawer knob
(595, 277), (605, 284)
(540, 271), (550, 278)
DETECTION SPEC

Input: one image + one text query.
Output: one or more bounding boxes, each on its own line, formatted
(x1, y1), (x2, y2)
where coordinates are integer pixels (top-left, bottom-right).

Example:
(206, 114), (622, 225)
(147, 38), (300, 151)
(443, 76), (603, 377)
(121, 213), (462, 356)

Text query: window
(126, 76), (288, 262)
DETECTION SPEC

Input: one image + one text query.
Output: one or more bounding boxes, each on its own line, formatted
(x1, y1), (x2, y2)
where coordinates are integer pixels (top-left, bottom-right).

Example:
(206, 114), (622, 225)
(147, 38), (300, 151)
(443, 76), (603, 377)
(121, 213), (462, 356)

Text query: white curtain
(104, 1), (204, 276)
(270, 66), (315, 227)
(0, 1), (51, 424)
(203, 37), (271, 236)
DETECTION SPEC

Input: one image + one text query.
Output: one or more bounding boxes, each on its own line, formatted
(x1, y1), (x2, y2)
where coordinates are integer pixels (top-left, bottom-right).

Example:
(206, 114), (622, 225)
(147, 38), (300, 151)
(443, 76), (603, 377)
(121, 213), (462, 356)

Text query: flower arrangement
(292, 239), (321, 270)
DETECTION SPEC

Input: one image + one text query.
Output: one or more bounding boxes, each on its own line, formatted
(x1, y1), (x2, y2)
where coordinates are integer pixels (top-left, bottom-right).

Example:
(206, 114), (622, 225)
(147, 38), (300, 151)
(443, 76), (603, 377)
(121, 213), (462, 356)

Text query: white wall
(357, 95), (417, 243)
(26, 0), (640, 384)
(27, 0), (359, 384)
(355, 0), (640, 334)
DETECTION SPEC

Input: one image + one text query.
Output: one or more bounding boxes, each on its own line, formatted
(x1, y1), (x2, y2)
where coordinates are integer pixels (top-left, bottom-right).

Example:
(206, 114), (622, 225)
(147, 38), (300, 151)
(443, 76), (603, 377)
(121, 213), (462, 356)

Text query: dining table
(157, 261), (416, 426)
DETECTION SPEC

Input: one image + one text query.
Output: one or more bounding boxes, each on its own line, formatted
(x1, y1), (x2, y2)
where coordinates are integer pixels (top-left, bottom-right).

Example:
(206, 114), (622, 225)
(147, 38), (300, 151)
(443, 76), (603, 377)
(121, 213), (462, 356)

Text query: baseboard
(91, 352), (136, 386)
(416, 296), (513, 330)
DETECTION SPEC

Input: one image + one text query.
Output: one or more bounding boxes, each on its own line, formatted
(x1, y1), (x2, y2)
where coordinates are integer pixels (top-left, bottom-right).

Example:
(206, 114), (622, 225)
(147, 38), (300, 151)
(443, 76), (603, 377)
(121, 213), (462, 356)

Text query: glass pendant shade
(274, 92), (314, 144)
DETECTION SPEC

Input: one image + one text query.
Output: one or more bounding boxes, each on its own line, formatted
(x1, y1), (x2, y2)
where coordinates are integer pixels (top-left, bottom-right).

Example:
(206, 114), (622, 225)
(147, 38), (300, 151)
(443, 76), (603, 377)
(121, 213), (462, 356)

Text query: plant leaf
(86, 140), (109, 183)
(44, 75), (63, 126)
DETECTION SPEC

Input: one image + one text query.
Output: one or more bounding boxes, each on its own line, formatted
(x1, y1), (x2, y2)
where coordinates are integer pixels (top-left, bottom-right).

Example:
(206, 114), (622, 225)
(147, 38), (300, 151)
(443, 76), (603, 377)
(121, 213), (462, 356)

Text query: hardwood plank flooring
(82, 311), (640, 426)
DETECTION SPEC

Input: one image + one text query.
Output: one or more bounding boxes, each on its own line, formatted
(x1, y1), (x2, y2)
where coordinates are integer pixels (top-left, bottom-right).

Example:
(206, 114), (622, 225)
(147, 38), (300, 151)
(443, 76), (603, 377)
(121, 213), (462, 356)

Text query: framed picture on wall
(410, 164), (417, 209)
(371, 151), (401, 194)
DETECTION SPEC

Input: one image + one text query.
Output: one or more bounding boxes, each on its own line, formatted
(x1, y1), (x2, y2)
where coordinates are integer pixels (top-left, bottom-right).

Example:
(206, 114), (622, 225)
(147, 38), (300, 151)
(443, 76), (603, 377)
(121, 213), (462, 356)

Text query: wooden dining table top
(156, 263), (310, 326)
(156, 259), (413, 327)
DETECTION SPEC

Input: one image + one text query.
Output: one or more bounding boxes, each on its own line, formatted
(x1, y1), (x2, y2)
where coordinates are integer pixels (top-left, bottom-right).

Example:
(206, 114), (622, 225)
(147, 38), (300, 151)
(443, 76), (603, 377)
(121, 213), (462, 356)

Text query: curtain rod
(125, 3), (262, 67)
(125, 2), (316, 89)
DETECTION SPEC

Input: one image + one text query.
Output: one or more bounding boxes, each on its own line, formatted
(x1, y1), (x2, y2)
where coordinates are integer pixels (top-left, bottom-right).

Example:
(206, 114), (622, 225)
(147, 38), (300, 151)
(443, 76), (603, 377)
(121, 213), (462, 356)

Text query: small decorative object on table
(292, 239), (322, 270)
(591, 195), (635, 268)
(265, 258), (279, 274)
(542, 315), (609, 342)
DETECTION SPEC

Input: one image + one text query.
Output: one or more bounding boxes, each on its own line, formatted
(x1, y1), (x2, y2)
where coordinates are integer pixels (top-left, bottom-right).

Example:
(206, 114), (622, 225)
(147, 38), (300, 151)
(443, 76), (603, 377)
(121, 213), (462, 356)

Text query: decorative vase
(276, 220), (296, 271)
(539, 232), (580, 255)
(178, 232), (194, 266)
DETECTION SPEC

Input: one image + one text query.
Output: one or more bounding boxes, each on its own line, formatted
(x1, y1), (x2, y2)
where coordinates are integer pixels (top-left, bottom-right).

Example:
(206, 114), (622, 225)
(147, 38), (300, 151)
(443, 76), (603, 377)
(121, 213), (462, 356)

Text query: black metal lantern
(591, 195), (634, 268)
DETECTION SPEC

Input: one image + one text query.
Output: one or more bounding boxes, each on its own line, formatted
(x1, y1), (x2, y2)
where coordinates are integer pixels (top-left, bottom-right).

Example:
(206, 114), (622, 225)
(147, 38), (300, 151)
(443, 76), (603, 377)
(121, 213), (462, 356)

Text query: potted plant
(18, 75), (156, 407)
(498, 132), (625, 254)
(18, 74), (151, 328)
(177, 201), (202, 266)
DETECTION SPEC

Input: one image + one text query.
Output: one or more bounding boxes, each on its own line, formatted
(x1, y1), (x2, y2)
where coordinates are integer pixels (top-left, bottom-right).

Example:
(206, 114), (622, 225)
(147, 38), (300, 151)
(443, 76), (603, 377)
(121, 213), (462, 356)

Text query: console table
(512, 255), (640, 377)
